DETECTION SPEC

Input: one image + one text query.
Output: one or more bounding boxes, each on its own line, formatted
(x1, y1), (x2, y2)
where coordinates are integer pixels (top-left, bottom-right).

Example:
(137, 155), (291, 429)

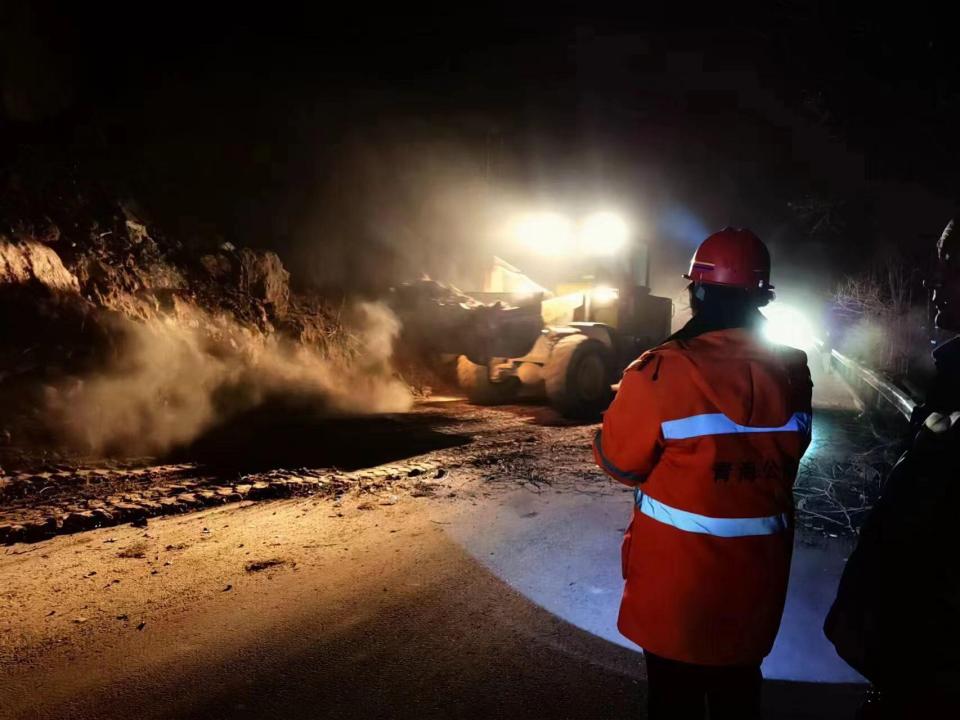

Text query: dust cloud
(46, 301), (412, 456)
(289, 131), (527, 295)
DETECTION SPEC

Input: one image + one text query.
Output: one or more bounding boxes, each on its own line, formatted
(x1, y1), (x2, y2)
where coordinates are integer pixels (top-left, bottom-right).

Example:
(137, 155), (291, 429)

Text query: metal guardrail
(827, 348), (917, 421)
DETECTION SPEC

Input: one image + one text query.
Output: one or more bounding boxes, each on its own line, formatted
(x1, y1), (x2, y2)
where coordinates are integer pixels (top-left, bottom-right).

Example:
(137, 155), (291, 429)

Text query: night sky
(2, 3), (959, 297)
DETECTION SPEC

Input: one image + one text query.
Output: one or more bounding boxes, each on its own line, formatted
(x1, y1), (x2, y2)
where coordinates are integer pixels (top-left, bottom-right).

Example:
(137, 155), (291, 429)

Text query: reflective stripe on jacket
(593, 327), (812, 666)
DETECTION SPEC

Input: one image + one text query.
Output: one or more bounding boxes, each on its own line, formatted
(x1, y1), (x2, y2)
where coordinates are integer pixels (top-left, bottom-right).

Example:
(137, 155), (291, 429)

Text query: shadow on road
(0, 512), (865, 720)
(161, 547), (865, 720)
(166, 397), (474, 473)
(103, 541), (861, 720)
(495, 399), (601, 428)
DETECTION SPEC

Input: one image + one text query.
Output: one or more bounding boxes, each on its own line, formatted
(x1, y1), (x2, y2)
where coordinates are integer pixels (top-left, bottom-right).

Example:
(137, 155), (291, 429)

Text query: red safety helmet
(683, 227), (773, 290)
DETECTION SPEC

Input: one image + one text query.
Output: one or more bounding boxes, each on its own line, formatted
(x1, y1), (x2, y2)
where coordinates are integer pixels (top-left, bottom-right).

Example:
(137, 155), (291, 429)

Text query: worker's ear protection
(694, 283), (706, 301)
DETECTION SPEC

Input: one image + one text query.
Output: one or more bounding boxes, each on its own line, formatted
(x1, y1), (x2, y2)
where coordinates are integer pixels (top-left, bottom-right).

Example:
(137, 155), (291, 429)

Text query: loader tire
(544, 335), (614, 418)
(456, 356), (518, 406)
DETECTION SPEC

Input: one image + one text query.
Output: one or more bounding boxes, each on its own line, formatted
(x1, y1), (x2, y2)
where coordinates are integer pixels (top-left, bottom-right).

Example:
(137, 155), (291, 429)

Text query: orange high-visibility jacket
(594, 327), (812, 666)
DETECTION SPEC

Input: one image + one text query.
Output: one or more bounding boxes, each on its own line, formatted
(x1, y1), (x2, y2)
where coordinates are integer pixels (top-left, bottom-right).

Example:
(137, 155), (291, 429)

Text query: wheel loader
(393, 212), (673, 418)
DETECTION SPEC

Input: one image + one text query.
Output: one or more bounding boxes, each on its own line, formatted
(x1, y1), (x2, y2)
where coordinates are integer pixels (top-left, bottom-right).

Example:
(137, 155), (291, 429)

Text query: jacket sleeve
(593, 356), (663, 486)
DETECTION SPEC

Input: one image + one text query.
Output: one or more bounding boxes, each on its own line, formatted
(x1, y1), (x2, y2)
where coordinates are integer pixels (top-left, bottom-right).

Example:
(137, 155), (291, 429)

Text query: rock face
(0, 186), (410, 466)
(0, 209), (304, 392)
(0, 239), (80, 292)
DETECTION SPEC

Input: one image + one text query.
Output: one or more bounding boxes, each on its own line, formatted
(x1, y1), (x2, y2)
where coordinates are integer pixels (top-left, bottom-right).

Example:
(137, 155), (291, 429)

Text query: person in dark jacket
(824, 219), (960, 717)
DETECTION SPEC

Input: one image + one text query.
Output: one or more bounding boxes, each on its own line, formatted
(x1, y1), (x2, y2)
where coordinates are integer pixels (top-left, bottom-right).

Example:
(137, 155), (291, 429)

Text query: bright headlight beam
(762, 302), (817, 351)
(590, 285), (619, 305)
(579, 212), (629, 256)
(513, 212), (575, 256)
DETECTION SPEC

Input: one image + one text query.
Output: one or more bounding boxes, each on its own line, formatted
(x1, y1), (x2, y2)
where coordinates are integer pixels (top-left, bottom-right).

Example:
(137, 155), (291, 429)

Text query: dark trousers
(644, 652), (762, 720)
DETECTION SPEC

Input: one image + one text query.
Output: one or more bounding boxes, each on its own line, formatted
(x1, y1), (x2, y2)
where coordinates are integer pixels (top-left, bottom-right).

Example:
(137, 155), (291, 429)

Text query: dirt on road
(0, 401), (647, 720)
(0, 395), (880, 719)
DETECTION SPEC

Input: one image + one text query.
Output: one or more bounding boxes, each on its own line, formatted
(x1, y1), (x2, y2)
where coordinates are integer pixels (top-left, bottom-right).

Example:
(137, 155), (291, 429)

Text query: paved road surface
(0, 364), (881, 719)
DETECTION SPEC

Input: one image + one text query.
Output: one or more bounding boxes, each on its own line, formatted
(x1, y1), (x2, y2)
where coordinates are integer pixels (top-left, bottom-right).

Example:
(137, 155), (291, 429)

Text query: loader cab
(545, 240), (671, 346)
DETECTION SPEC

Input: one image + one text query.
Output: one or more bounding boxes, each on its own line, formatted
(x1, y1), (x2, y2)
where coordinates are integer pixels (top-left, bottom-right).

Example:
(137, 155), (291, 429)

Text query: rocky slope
(0, 175), (410, 471)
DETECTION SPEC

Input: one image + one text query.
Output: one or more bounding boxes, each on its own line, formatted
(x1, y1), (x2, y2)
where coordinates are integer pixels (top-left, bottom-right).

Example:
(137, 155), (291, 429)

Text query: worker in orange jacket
(593, 228), (812, 720)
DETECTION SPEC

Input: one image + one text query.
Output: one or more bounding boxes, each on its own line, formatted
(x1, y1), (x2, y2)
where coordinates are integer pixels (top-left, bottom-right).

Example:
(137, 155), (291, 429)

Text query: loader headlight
(590, 286), (620, 306)
(580, 212), (629, 256)
(513, 212), (576, 256)
(512, 210), (631, 257)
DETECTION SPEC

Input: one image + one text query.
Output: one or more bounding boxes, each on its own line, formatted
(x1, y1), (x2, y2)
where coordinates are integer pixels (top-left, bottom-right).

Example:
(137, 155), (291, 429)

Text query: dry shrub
(832, 253), (928, 376)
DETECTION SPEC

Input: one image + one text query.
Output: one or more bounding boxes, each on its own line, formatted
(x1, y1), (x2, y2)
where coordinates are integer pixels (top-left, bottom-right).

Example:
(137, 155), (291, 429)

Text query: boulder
(238, 248), (290, 317)
(199, 253), (233, 280)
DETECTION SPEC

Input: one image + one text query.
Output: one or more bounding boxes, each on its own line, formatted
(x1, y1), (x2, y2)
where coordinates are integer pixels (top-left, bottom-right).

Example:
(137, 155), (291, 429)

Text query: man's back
(596, 327), (812, 665)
